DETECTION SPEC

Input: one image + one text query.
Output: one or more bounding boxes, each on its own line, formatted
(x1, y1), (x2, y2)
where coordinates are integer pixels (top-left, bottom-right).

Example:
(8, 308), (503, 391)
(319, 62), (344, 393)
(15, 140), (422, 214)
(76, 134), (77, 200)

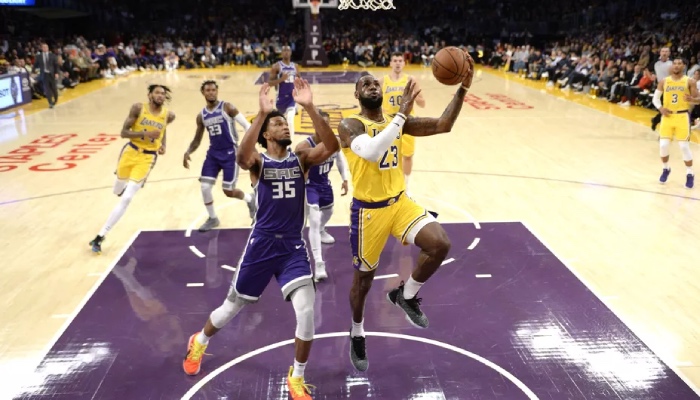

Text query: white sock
(292, 359), (306, 378)
(663, 162), (670, 169)
(98, 182), (139, 236)
(687, 166), (694, 175)
(351, 319), (364, 337)
(243, 193), (252, 203)
(205, 204), (216, 219)
(403, 276), (424, 299)
(196, 331), (210, 345)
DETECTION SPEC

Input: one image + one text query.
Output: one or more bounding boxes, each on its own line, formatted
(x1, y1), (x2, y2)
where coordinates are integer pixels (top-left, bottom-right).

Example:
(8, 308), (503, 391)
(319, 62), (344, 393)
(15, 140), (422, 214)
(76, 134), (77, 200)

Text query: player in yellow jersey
(653, 57), (699, 188)
(379, 52), (425, 193)
(338, 53), (475, 372)
(89, 84), (176, 253)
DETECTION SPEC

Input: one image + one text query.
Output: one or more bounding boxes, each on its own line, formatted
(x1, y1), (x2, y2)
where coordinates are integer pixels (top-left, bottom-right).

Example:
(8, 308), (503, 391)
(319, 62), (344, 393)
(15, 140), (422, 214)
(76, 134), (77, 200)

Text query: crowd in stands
(0, 0), (698, 128)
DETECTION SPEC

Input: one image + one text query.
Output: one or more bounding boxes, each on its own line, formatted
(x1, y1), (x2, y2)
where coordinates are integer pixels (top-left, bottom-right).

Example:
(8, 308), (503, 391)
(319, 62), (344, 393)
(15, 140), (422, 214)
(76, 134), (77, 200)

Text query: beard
(359, 94), (383, 109)
(275, 138), (293, 148)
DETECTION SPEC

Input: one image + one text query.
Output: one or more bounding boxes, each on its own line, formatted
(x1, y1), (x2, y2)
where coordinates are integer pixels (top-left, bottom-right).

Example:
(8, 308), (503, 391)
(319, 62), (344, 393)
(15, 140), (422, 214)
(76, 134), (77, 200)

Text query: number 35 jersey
(254, 151), (308, 236)
(201, 101), (239, 154)
(342, 113), (406, 203)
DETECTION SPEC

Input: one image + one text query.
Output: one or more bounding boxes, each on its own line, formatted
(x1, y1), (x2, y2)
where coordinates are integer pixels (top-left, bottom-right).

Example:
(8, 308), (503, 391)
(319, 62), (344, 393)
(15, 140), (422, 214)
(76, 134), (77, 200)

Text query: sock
(205, 203), (216, 219)
(687, 166), (694, 175)
(243, 193), (252, 203)
(196, 331), (210, 345)
(663, 162), (670, 169)
(292, 359), (306, 378)
(403, 276), (425, 299)
(351, 319), (364, 337)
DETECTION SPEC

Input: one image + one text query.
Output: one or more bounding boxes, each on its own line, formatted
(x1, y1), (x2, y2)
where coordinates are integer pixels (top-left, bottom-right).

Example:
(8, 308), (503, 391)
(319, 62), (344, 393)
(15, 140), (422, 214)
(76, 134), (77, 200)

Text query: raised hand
(398, 78), (422, 116)
(292, 77), (313, 107)
(259, 83), (273, 114)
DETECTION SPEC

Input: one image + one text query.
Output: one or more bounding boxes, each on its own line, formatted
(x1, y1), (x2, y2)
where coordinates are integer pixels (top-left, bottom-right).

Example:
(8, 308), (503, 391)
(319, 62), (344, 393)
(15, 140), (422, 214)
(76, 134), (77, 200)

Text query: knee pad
(201, 181), (215, 204)
(678, 141), (693, 161)
(113, 179), (127, 196)
(659, 138), (671, 158)
(291, 285), (315, 341)
(210, 296), (246, 329)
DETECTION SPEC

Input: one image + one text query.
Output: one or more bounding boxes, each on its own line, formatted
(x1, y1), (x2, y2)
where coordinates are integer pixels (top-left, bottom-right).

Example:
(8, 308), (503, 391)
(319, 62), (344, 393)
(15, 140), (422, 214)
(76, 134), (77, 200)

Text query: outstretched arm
(237, 85), (271, 181)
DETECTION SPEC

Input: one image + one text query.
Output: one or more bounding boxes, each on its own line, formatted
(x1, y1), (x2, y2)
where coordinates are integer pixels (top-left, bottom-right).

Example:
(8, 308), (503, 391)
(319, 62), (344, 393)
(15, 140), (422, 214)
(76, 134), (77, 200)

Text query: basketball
(431, 47), (471, 86)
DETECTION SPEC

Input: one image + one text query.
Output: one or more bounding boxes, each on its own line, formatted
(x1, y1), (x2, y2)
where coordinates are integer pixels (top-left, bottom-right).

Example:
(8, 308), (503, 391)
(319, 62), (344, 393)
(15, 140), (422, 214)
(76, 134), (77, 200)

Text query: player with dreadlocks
(183, 80), (257, 231)
(89, 84), (176, 254)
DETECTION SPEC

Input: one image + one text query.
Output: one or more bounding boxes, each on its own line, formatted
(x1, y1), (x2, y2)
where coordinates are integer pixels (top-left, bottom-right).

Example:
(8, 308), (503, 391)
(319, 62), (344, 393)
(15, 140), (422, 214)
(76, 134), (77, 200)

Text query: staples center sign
(0, 133), (120, 172)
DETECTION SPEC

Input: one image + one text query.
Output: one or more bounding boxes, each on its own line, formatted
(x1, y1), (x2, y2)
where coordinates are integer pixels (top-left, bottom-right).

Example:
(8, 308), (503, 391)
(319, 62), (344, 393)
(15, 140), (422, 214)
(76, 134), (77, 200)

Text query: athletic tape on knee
(679, 141), (693, 161)
(210, 297), (245, 329)
(659, 138), (671, 158)
(201, 181), (215, 204)
(291, 285), (315, 341)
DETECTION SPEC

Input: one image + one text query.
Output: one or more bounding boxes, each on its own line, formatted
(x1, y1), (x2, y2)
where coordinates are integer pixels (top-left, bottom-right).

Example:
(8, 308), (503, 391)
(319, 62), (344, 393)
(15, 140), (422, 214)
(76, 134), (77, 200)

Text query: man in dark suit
(33, 42), (60, 108)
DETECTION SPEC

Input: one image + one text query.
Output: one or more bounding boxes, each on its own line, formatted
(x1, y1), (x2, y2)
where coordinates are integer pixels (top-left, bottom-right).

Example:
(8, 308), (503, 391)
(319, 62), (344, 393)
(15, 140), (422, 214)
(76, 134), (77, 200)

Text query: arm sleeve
(335, 150), (348, 181)
(652, 89), (663, 110)
(234, 113), (252, 131)
(350, 113), (406, 161)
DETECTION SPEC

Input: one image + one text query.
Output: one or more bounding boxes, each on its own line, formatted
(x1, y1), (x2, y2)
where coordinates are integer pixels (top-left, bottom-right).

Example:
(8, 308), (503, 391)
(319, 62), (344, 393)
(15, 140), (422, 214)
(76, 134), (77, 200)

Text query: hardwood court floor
(0, 64), (698, 396)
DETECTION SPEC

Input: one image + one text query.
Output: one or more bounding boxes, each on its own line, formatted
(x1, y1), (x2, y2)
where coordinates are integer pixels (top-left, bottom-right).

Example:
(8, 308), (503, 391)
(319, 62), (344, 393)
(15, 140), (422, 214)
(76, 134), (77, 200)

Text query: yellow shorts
(659, 112), (691, 141)
(115, 143), (158, 183)
(350, 192), (436, 272)
(401, 134), (415, 157)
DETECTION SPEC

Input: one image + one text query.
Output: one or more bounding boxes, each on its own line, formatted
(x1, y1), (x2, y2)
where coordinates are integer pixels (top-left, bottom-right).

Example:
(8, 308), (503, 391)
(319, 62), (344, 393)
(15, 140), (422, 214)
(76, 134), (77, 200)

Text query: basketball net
(338, 0), (395, 10)
(310, 0), (321, 17)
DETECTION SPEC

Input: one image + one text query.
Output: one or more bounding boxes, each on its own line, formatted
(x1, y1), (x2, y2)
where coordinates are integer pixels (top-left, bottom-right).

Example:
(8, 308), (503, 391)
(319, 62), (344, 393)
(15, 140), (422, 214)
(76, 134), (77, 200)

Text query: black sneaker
(387, 281), (429, 328)
(89, 235), (104, 254)
(349, 330), (368, 371)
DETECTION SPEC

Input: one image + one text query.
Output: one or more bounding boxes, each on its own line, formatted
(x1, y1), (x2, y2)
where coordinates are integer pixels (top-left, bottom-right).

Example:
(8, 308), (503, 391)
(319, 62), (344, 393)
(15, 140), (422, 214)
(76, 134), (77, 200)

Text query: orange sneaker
(287, 366), (314, 399)
(183, 332), (209, 375)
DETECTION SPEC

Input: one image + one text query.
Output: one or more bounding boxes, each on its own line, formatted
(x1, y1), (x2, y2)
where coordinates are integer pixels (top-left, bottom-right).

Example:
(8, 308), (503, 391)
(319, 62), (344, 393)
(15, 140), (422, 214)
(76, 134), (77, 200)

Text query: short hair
(673, 56), (687, 65)
(201, 80), (217, 91)
(148, 84), (172, 102)
(390, 52), (404, 59)
(355, 72), (373, 90)
(258, 110), (285, 149)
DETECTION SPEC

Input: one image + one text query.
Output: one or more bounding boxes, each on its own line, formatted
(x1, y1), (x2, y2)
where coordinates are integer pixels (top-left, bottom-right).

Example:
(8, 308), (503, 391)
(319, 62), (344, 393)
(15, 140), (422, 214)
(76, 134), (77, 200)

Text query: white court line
(373, 273), (399, 280)
(440, 258), (455, 266)
(520, 221), (700, 397)
(221, 265), (236, 272)
(475, 274), (492, 278)
(179, 331), (539, 400)
(189, 245), (205, 258)
(8, 231), (142, 400)
(468, 238), (480, 250)
(186, 283), (204, 287)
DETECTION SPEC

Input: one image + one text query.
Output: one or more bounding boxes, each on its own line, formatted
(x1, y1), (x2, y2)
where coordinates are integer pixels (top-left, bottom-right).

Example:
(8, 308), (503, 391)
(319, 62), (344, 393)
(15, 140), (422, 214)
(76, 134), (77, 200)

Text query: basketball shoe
(387, 281), (429, 328)
(349, 330), (368, 371)
(287, 366), (314, 399)
(89, 235), (104, 254)
(183, 332), (209, 375)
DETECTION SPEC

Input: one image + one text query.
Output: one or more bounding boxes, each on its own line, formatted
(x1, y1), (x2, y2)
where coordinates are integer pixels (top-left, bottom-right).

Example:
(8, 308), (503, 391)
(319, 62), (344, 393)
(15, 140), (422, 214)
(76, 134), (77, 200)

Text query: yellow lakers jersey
(342, 113), (405, 202)
(382, 74), (414, 116)
(131, 103), (168, 151)
(663, 75), (690, 112)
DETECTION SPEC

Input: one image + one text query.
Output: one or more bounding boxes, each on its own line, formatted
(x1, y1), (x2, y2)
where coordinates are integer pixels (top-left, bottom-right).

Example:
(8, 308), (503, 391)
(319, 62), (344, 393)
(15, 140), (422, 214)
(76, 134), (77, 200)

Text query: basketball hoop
(338, 0), (395, 10)
(310, 0), (321, 15)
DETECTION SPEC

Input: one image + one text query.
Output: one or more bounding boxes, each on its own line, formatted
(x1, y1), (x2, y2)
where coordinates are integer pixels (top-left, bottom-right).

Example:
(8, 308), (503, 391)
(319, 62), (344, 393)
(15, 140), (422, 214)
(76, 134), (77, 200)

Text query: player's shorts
(306, 184), (334, 209)
(115, 142), (158, 183)
(228, 232), (313, 302)
(350, 191), (437, 272)
(200, 149), (238, 191)
(401, 134), (415, 157)
(276, 95), (296, 113)
(660, 111), (692, 141)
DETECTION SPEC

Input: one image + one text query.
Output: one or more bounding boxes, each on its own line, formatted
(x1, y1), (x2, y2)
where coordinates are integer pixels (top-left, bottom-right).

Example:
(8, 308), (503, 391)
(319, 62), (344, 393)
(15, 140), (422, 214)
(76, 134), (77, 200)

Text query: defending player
(338, 53), (475, 371)
(89, 84), (175, 254)
(183, 78), (339, 400)
(653, 57), (699, 188)
(183, 80), (257, 231)
(379, 52), (426, 193)
(268, 46), (299, 136)
(294, 110), (349, 281)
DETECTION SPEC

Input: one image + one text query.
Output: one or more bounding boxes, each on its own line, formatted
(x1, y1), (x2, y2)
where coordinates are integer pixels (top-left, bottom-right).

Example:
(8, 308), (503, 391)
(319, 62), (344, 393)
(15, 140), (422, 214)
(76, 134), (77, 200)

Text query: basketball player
(338, 54), (475, 372)
(268, 46), (299, 136)
(379, 52), (426, 193)
(183, 80), (257, 231)
(89, 85), (175, 254)
(653, 57), (699, 189)
(183, 78), (339, 400)
(294, 110), (349, 281)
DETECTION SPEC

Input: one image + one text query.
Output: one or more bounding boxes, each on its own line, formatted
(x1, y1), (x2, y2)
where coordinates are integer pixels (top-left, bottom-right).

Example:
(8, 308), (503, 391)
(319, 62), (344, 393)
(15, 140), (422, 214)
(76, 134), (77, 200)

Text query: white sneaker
(320, 230), (335, 244)
(314, 261), (328, 282)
